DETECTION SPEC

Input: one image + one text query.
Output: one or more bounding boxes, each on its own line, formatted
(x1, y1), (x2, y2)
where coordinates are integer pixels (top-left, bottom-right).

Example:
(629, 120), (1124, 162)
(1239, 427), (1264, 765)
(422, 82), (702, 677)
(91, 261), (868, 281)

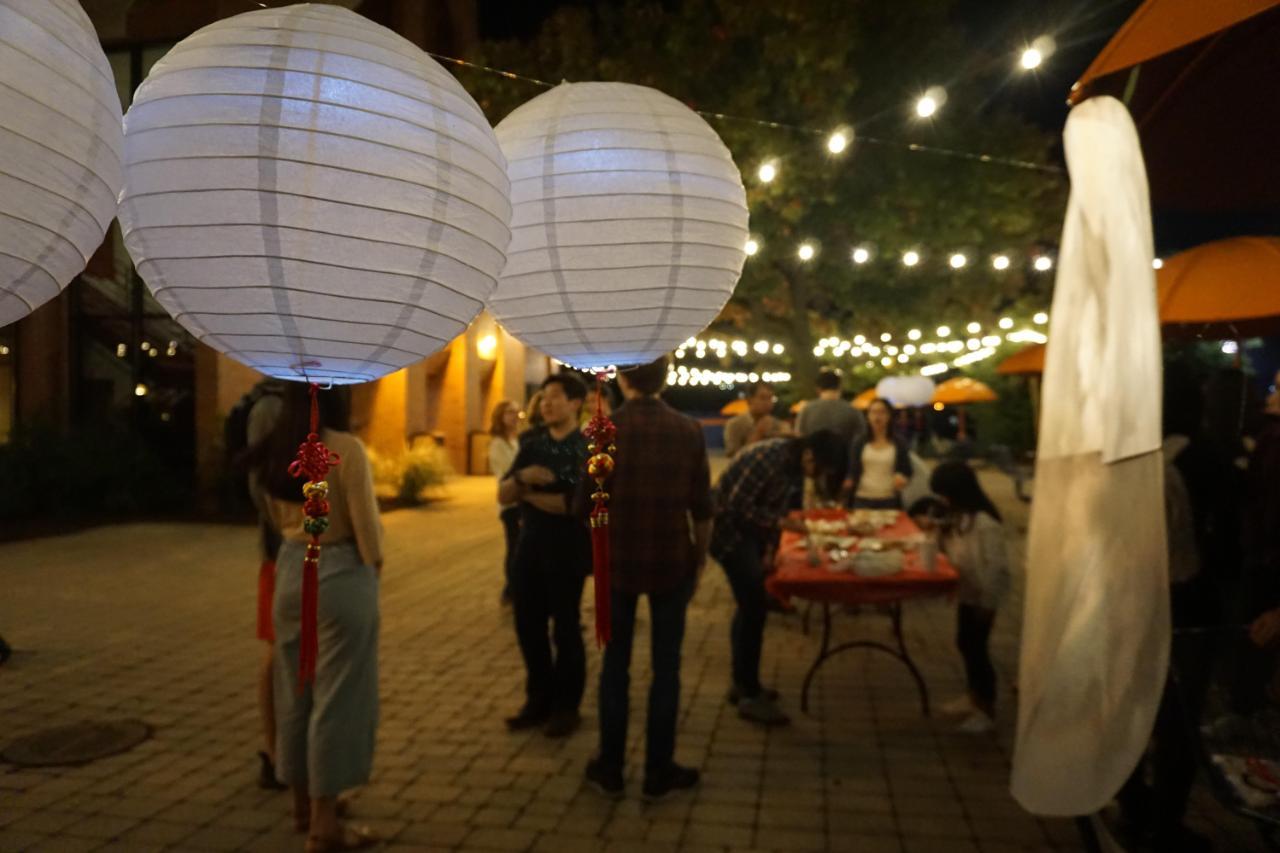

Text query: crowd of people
(231, 358), (1280, 851)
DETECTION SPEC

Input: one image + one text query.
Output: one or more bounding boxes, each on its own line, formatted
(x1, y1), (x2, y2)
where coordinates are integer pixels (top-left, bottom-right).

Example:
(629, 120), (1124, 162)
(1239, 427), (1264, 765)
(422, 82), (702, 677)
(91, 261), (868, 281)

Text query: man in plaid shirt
(710, 430), (847, 725)
(579, 357), (713, 803)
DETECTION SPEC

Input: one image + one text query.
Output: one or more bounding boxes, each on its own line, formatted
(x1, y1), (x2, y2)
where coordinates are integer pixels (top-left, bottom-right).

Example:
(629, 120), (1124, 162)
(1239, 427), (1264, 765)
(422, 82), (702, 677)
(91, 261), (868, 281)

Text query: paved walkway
(0, 471), (1264, 852)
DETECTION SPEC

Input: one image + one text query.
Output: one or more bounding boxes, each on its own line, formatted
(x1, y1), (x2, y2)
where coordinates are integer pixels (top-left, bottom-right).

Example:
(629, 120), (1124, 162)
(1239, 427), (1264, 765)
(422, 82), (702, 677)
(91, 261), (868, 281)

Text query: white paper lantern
(118, 4), (511, 385)
(875, 376), (934, 408)
(491, 82), (748, 369)
(0, 0), (123, 327)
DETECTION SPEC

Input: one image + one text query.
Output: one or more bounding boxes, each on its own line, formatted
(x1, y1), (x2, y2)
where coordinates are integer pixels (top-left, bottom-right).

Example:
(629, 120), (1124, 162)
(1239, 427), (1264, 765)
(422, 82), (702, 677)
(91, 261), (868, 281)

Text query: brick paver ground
(0, 468), (1267, 852)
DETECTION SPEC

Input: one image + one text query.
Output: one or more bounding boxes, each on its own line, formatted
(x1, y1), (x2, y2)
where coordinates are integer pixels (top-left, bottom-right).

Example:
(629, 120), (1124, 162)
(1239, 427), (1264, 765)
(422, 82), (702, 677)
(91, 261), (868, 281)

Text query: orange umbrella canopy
(933, 377), (998, 405)
(852, 388), (877, 410)
(720, 399), (748, 417)
(997, 343), (1046, 376)
(1071, 0), (1280, 214)
(1157, 236), (1280, 338)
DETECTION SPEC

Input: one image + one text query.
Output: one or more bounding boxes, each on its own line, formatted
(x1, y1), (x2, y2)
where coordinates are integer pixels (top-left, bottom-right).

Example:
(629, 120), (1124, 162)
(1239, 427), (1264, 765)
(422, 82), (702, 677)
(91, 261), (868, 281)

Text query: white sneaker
(939, 695), (974, 717)
(957, 711), (994, 734)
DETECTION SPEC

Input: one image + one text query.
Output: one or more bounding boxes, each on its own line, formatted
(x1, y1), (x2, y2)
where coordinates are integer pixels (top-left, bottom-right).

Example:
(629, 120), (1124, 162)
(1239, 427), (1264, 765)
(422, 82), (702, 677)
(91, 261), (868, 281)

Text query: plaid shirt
(578, 397), (712, 595)
(710, 438), (799, 560)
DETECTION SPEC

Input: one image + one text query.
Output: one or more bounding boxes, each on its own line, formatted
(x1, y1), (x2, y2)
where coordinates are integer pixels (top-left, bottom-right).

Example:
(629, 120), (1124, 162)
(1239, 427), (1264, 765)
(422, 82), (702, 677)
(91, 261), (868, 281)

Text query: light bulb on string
(999, 317), (1013, 330)
(966, 321), (981, 334)
(744, 238), (760, 256)
(797, 242), (816, 262)
(1020, 35), (1056, 71)
(915, 86), (946, 119)
(1034, 311), (1049, 325)
(1034, 255), (1053, 272)
(907, 329), (921, 341)
(949, 253), (967, 269)
(937, 325), (951, 337)
(757, 160), (778, 183)
(851, 246), (871, 264)
(827, 127), (853, 154)
(1152, 258), (1163, 270)
(992, 254), (1010, 271)
(880, 332), (892, 343)
(902, 250), (920, 267)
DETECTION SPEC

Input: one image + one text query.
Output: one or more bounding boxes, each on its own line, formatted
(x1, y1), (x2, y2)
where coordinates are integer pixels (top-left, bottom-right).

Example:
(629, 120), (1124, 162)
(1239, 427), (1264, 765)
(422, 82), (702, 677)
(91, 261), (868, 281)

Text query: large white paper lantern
(118, 4), (511, 385)
(0, 0), (123, 327)
(491, 82), (748, 369)
(876, 376), (935, 408)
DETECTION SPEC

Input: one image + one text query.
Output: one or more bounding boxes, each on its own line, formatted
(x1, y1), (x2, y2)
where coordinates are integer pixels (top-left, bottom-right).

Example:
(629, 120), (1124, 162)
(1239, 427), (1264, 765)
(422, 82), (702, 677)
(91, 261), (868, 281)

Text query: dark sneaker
(504, 704), (550, 731)
(642, 763), (700, 802)
(256, 751), (287, 791)
(737, 694), (791, 726)
(726, 685), (780, 706)
(543, 710), (581, 738)
(584, 758), (624, 800)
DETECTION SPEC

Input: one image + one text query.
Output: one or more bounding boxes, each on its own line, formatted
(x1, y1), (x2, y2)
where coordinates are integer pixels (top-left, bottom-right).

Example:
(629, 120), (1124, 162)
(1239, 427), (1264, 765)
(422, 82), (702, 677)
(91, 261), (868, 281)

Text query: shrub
(367, 442), (452, 506)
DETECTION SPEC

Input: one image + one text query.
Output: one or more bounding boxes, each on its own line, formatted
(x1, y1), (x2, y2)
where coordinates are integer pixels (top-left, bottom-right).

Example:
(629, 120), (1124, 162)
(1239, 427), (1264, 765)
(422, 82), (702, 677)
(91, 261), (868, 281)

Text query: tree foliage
(465, 0), (1066, 387)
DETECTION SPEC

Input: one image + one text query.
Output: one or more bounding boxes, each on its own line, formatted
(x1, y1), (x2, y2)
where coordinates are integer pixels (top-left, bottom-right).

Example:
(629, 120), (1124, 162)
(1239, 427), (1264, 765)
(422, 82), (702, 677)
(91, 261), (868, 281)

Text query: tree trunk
(780, 266), (817, 395)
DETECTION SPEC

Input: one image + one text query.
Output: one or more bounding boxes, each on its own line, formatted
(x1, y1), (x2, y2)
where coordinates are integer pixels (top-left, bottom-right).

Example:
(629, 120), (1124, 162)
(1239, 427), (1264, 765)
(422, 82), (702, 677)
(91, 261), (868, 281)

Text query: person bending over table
(929, 461), (1010, 735)
(844, 398), (913, 509)
(709, 431), (847, 726)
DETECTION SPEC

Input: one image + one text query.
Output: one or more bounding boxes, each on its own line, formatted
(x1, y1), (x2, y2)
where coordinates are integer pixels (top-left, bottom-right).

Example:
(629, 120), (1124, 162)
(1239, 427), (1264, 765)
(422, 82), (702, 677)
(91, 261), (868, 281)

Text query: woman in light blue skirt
(248, 384), (384, 852)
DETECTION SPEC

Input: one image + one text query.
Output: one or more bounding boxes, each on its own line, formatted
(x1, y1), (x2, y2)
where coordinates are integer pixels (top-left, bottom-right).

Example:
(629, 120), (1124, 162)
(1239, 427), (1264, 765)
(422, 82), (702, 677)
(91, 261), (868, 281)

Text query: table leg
(798, 601), (933, 717)
(889, 602), (931, 716)
(800, 602), (832, 713)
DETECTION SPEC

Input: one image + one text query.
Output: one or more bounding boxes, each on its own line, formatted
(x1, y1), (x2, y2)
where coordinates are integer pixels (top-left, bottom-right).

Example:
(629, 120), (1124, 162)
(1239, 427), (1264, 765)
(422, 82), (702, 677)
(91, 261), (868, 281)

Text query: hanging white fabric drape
(1011, 96), (1168, 816)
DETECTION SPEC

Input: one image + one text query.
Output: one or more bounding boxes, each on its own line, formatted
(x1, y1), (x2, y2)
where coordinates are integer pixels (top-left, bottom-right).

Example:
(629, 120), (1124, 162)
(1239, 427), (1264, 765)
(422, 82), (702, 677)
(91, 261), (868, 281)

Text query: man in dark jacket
(580, 357), (713, 802)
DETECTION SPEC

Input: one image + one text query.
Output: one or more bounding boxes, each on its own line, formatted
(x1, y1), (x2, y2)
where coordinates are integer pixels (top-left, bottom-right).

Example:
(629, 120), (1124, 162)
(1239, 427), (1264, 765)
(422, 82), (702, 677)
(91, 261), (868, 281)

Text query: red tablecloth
(766, 510), (959, 606)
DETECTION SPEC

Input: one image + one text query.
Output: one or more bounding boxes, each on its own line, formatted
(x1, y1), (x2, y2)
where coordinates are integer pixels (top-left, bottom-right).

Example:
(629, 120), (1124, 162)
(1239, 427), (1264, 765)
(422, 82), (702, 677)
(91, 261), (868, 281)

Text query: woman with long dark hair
(844, 398), (913, 509)
(930, 460), (1009, 734)
(247, 383), (382, 852)
(489, 400), (522, 605)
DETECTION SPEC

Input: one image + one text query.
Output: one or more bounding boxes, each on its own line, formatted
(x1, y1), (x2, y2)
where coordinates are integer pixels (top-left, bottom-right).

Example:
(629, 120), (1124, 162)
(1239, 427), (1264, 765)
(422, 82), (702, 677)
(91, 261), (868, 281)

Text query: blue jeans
(598, 574), (694, 776)
(717, 539), (769, 696)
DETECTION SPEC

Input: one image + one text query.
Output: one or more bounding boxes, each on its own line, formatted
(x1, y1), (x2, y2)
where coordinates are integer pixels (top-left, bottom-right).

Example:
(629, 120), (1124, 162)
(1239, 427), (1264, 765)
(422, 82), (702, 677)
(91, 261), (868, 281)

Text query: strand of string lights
(427, 51), (1064, 175)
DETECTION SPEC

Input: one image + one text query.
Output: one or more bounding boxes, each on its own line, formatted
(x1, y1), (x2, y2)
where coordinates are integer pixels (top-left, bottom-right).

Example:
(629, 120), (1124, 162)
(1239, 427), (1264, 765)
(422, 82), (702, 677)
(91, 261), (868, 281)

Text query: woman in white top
(844, 398), (913, 509)
(488, 400), (522, 605)
(248, 384), (383, 851)
(930, 461), (1010, 734)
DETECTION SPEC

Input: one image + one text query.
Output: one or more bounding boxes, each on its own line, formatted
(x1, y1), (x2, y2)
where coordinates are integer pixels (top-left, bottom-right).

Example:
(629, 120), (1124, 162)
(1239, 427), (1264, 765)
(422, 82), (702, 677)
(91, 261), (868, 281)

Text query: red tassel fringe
(583, 372), (616, 647)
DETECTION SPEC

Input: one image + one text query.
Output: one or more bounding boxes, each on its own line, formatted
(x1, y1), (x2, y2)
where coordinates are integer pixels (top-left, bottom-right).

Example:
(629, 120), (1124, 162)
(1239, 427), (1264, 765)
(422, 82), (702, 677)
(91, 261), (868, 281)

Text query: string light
(1152, 258), (1163, 269)
(907, 329), (922, 340)
(753, 340), (769, 354)
(949, 253), (967, 269)
(851, 246), (871, 264)
(134, 383), (148, 397)
(966, 321), (981, 334)
(992, 254), (1010, 270)
(772, 343), (784, 355)
(827, 128), (852, 154)
(915, 86), (946, 119)
(1033, 311), (1049, 325)
(797, 242), (816, 261)
(1019, 36), (1056, 71)
(921, 363), (948, 377)
(744, 238), (760, 256)
(902, 250), (921, 267)
(937, 325), (951, 337)
(758, 160), (778, 183)
(880, 332), (892, 342)
(1020, 48), (1042, 70)
(1034, 255), (1053, 272)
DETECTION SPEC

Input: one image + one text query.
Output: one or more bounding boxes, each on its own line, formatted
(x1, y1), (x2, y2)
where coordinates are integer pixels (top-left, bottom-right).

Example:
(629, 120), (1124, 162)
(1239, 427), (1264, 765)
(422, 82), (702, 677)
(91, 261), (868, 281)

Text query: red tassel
(288, 383), (340, 693)
(298, 544), (320, 687)
(583, 372), (616, 647)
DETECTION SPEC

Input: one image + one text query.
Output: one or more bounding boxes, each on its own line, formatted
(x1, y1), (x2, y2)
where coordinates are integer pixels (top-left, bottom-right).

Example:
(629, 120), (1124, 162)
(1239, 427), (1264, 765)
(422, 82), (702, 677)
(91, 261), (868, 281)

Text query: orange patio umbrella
(719, 399), (748, 417)
(933, 377), (998, 405)
(1157, 236), (1280, 338)
(933, 378), (997, 441)
(852, 388), (877, 410)
(997, 343), (1047, 377)
(1071, 0), (1280, 214)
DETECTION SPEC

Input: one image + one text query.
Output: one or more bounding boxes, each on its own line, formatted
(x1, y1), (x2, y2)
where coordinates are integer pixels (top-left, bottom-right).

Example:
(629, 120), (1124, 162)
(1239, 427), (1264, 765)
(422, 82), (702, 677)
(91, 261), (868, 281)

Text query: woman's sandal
(304, 825), (381, 852)
(293, 797), (352, 833)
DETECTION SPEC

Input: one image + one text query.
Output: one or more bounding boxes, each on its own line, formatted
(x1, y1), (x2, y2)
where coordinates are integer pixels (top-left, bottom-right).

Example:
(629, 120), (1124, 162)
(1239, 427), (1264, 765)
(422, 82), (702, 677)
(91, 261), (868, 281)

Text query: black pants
(1118, 577), (1217, 835)
(957, 603), (996, 712)
(598, 574), (694, 776)
(512, 553), (586, 714)
(499, 507), (520, 598)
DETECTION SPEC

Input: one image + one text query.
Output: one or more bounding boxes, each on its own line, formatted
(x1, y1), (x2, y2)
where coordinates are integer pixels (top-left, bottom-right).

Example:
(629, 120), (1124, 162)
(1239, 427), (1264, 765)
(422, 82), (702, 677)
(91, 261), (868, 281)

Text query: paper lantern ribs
(491, 81), (749, 369)
(117, 3), (512, 385)
(0, 0), (123, 327)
